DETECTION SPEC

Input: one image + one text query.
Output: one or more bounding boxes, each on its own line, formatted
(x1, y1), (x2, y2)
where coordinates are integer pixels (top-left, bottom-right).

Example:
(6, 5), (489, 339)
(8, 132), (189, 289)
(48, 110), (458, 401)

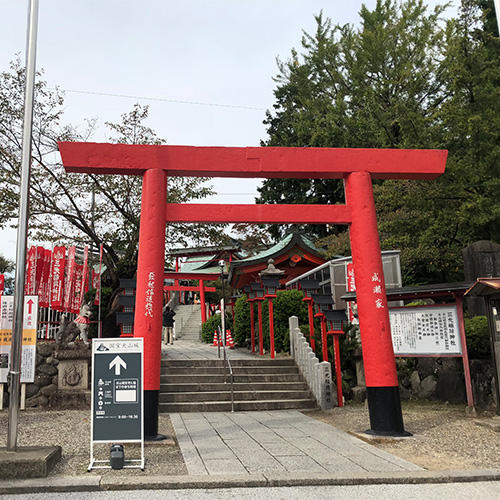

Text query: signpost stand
(89, 337), (144, 471)
(1, 295), (38, 411)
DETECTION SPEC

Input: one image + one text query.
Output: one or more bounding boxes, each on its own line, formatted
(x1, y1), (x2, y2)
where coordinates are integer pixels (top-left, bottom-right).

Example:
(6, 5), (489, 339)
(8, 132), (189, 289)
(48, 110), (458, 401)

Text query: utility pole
(7, 0), (39, 450)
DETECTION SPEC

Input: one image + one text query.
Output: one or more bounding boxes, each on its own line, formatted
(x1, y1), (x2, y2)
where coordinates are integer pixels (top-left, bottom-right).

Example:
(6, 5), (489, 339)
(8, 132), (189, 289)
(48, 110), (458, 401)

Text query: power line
(55, 87), (266, 111)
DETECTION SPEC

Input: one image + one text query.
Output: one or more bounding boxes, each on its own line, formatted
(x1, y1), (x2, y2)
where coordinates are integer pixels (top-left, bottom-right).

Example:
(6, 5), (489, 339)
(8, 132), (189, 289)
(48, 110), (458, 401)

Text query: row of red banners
(24, 244), (102, 313)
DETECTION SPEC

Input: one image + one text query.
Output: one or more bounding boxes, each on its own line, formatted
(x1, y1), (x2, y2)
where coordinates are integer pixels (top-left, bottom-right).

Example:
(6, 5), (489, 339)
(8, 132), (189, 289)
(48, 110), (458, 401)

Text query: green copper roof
(235, 233), (321, 264)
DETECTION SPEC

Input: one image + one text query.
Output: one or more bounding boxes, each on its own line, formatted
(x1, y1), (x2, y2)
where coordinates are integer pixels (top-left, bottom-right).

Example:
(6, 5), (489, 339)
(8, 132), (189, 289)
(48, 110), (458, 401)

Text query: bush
(201, 313), (233, 343)
(465, 315), (490, 359)
(234, 295), (251, 346)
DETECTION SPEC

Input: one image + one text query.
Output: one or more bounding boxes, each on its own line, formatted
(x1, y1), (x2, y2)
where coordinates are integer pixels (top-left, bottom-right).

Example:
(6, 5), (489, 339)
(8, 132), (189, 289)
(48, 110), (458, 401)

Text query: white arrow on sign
(109, 355), (127, 375)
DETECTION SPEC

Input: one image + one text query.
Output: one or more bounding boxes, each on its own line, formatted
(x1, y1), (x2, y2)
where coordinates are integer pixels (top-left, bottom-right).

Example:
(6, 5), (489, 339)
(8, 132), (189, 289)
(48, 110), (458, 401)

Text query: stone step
(160, 373), (302, 383)
(159, 398), (316, 413)
(161, 358), (294, 367)
(160, 381), (308, 392)
(160, 390), (312, 402)
(162, 366), (299, 375)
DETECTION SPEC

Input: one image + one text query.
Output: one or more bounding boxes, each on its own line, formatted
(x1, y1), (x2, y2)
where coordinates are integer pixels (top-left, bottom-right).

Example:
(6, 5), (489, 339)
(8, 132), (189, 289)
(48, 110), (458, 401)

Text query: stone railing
(289, 316), (334, 410)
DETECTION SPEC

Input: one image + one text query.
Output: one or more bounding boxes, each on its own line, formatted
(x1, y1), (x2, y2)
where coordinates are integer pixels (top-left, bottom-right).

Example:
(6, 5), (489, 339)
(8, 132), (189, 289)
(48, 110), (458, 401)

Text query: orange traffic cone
(212, 331), (220, 346)
(226, 329), (235, 349)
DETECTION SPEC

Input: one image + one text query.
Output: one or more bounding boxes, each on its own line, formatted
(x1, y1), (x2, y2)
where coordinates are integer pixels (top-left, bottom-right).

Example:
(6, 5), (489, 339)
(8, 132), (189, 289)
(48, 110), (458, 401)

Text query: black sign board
(90, 338), (143, 444)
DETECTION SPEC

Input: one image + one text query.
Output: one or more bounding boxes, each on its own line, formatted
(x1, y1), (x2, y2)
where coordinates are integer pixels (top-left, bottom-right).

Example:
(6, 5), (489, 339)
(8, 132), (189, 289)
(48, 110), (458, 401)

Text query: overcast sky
(0, 0), (456, 260)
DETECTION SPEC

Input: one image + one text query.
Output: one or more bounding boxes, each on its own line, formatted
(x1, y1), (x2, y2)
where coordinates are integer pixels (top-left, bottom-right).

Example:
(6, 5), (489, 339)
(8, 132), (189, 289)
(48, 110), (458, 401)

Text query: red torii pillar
(59, 142), (447, 437)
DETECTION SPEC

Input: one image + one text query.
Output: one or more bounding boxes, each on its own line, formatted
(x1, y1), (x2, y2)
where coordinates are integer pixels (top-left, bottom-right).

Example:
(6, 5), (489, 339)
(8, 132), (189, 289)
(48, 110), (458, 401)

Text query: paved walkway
(171, 410), (421, 476)
(163, 338), (268, 360)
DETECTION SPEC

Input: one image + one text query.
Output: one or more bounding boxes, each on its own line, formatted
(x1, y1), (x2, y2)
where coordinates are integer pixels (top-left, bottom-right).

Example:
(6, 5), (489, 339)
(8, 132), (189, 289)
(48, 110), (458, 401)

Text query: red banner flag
(38, 249), (52, 308)
(72, 264), (84, 313)
(346, 262), (356, 323)
(0, 274), (4, 295)
(81, 245), (89, 299)
(25, 246), (37, 295)
(63, 246), (76, 312)
(35, 246), (45, 293)
(50, 246), (66, 311)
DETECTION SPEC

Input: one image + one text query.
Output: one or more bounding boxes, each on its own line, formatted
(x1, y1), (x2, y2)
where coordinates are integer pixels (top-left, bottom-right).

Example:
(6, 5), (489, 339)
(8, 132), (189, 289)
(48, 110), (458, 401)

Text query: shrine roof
(465, 277), (500, 297)
(168, 244), (240, 257)
(230, 233), (322, 268)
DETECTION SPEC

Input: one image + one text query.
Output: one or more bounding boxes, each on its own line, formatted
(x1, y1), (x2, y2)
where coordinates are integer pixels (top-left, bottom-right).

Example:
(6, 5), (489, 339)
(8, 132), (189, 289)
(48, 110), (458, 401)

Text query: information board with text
(389, 304), (462, 356)
(0, 295), (38, 383)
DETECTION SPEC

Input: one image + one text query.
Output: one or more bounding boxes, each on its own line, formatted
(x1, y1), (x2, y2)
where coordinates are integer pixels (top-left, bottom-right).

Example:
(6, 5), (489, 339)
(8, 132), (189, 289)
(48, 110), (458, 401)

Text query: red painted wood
(257, 300), (264, 356)
(308, 301), (316, 352)
(321, 316), (328, 363)
(165, 203), (351, 224)
(59, 142), (447, 180)
(163, 285), (216, 292)
(268, 298), (275, 359)
(455, 295), (474, 407)
(333, 335), (344, 407)
(249, 300), (256, 353)
(345, 171), (399, 388)
(133, 168), (166, 391)
(200, 280), (206, 324)
(164, 272), (220, 280)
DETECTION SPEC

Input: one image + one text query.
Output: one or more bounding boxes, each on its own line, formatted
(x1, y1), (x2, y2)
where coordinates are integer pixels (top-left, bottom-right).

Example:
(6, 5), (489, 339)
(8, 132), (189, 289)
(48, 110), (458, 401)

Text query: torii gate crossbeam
(59, 142), (447, 439)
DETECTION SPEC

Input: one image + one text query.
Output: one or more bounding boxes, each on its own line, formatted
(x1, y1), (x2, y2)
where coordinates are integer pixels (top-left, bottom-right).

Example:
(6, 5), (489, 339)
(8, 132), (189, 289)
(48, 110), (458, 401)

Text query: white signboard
(389, 304), (462, 355)
(0, 296), (38, 383)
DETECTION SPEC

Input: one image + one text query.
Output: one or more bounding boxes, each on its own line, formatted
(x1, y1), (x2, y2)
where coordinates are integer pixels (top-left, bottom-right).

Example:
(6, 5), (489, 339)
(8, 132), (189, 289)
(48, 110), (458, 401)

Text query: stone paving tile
(171, 410), (421, 476)
(275, 454), (329, 473)
(169, 413), (208, 475)
(258, 439), (305, 457)
(203, 458), (248, 475)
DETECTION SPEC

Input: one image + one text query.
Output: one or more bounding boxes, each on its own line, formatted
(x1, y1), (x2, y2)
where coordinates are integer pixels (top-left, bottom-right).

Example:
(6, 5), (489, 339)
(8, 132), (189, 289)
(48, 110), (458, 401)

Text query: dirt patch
(304, 401), (500, 470)
(0, 409), (187, 476)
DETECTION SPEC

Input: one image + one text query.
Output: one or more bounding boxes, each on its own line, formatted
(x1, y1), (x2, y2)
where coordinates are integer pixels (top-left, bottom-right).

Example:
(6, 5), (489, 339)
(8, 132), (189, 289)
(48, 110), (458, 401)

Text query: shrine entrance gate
(59, 142), (447, 439)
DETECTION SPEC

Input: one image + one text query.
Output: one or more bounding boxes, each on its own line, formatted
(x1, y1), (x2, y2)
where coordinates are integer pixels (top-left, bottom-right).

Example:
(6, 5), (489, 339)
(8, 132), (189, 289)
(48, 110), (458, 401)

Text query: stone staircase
(174, 304), (201, 341)
(159, 358), (317, 412)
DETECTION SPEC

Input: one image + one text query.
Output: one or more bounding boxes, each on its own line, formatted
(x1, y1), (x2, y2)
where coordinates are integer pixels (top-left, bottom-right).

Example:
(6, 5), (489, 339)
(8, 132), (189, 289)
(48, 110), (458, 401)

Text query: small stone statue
(56, 303), (92, 348)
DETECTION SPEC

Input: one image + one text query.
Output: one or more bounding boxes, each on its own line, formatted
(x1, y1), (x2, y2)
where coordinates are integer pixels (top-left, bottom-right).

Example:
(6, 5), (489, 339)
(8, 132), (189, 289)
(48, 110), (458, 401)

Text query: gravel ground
(0, 409), (187, 476)
(2, 402), (498, 476)
(304, 401), (500, 470)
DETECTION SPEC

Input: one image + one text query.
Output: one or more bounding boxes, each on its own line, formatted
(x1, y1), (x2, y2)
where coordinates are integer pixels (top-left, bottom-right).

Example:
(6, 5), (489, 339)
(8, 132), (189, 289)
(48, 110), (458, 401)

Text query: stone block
(25, 384), (40, 399)
(58, 359), (88, 391)
(351, 385), (367, 403)
(409, 370), (420, 393)
(436, 370), (466, 404)
(40, 384), (58, 397)
(37, 343), (56, 357)
(34, 375), (52, 387)
(418, 375), (437, 399)
(38, 364), (57, 376)
(0, 446), (61, 479)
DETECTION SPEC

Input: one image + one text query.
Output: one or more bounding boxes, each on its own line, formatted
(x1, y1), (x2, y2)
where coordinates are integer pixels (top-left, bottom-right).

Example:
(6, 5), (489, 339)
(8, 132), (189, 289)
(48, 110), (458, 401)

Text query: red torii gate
(59, 142), (447, 439)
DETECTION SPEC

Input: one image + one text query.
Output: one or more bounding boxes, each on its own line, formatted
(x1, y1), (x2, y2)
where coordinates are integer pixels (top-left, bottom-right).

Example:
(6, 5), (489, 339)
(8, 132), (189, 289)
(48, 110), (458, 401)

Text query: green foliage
(233, 290), (308, 352)
(233, 295), (252, 346)
(201, 314), (221, 343)
(465, 315), (491, 358)
(201, 313), (233, 344)
(0, 60), (225, 288)
(259, 1), (500, 284)
(269, 290), (309, 352)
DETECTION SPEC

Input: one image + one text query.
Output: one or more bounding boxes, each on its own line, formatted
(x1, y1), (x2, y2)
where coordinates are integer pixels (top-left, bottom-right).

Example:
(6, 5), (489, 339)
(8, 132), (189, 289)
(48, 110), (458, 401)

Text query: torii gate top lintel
(58, 142), (447, 180)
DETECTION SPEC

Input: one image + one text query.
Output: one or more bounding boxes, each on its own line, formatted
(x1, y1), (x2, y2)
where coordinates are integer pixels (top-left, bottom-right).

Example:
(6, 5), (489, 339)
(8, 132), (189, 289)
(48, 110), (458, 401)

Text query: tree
(0, 59), (227, 286)
(258, 0), (500, 284)
(0, 254), (14, 294)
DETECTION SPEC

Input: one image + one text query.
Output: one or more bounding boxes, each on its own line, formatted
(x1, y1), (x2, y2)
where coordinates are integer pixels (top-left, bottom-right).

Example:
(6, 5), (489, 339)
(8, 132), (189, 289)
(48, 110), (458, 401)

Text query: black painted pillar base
(365, 386), (412, 437)
(144, 390), (166, 441)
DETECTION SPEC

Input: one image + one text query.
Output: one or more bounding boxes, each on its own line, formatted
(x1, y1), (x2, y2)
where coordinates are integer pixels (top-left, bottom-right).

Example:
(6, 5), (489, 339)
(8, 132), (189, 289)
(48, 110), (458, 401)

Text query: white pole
(7, 0), (39, 451)
(494, 0), (500, 36)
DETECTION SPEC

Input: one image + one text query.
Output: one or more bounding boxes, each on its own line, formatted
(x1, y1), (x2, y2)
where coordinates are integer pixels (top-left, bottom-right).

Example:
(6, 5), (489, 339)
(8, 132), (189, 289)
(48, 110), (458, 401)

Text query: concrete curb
(1, 469), (499, 494)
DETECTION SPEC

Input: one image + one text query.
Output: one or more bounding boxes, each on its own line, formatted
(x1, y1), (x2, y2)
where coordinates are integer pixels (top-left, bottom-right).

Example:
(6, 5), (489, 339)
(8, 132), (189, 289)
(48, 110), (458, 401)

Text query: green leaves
(259, 1), (500, 284)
